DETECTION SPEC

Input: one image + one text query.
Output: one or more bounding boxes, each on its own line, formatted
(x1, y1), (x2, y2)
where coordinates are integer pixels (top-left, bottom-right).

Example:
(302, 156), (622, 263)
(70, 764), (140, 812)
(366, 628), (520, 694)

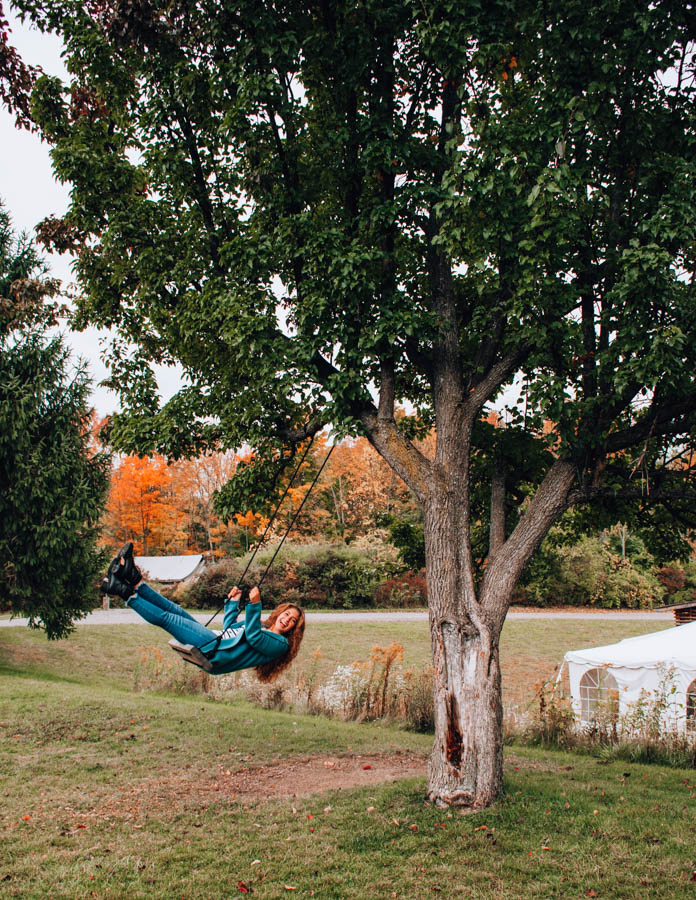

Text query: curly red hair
(255, 603), (305, 683)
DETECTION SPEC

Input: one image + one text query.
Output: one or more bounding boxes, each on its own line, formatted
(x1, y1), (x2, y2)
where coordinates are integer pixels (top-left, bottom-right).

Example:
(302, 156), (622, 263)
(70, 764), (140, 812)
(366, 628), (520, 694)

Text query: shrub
(173, 542), (402, 609)
(375, 571), (427, 607)
(384, 518), (425, 570)
(657, 566), (687, 594)
(522, 536), (662, 608)
(657, 562), (696, 606)
(171, 562), (235, 609)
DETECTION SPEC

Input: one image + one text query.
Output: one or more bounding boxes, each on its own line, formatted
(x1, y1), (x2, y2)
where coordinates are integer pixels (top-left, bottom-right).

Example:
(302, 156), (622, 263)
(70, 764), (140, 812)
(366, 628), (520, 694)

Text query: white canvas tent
(563, 621), (696, 731)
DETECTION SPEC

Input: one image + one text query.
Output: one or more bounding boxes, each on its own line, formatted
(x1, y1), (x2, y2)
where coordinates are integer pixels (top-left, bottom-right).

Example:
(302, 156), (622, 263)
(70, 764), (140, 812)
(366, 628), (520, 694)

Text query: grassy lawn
(2, 616), (691, 899)
(0, 614), (670, 711)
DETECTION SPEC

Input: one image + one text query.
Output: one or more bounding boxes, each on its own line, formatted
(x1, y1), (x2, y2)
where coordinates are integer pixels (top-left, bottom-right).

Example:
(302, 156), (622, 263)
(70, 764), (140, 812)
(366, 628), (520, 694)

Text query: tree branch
(361, 408), (432, 503)
(481, 458), (577, 627)
(464, 345), (532, 423)
(171, 101), (225, 276)
(488, 464), (506, 558)
(378, 358), (396, 420)
(470, 313), (506, 385)
(603, 397), (696, 454)
(403, 62), (431, 136)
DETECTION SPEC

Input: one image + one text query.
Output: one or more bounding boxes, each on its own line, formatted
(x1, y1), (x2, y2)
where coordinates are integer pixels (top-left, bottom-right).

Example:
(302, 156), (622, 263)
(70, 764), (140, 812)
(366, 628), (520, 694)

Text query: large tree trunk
(422, 459), (577, 808)
(424, 496), (503, 808)
(428, 616), (503, 807)
(364, 396), (577, 810)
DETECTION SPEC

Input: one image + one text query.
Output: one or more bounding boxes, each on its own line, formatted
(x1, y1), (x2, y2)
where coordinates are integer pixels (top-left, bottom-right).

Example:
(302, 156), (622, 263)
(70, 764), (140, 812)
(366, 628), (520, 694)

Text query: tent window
(687, 680), (696, 731)
(579, 668), (619, 721)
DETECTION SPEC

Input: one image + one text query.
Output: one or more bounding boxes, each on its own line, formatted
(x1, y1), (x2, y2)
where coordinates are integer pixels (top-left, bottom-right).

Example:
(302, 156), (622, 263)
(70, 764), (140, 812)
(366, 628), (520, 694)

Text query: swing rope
(256, 441), (334, 589)
(203, 435), (318, 629)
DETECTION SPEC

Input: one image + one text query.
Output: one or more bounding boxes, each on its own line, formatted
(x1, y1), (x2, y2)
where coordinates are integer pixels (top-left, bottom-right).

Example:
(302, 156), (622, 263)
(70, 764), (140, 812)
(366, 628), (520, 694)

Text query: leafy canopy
(16, 0), (696, 526)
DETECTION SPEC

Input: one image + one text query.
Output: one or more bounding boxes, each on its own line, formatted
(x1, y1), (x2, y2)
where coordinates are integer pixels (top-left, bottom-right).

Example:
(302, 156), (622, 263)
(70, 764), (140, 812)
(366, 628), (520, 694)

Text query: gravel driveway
(0, 608), (672, 627)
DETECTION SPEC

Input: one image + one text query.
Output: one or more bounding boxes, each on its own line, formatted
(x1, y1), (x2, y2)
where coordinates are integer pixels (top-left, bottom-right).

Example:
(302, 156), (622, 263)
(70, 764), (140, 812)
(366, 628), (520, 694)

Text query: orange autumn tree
(234, 510), (269, 553)
(102, 454), (179, 555)
(323, 436), (414, 540)
(103, 450), (264, 556)
(257, 432), (418, 543)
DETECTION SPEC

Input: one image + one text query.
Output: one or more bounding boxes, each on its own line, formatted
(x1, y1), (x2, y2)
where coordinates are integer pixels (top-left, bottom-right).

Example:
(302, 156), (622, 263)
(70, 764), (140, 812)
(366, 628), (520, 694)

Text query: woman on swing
(102, 543), (305, 681)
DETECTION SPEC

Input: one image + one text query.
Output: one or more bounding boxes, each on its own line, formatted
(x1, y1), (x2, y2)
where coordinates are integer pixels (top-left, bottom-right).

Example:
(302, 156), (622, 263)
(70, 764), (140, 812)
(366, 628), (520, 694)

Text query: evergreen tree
(0, 201), (109, 638)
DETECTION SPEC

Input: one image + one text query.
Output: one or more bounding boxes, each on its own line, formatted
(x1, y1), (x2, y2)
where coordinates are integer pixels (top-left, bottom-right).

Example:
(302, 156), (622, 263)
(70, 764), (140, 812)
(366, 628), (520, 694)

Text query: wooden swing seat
(168, 639), (214, 672)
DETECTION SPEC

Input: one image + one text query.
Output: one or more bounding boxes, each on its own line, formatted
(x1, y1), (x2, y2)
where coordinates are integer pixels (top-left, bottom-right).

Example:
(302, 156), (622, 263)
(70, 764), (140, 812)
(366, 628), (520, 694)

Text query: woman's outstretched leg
(127, 584), (217, 648)
(132, 582), (201, 623)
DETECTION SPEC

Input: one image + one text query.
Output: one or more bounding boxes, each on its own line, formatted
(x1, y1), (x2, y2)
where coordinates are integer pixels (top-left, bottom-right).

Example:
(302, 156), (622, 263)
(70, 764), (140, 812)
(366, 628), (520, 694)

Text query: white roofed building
(135, 555), (207, 584)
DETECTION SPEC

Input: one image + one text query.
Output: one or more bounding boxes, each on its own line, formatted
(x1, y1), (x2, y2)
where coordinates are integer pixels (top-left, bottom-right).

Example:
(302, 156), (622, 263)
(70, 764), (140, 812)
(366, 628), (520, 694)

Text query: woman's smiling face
(272, 606), (301, 635)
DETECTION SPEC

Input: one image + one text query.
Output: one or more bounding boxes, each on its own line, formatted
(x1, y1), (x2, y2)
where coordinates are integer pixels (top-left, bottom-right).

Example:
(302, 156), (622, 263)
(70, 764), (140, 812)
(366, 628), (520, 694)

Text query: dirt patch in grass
(46, 752), (429, 824)
(143, 751), (427, 810)
(216, 751), (428, 799)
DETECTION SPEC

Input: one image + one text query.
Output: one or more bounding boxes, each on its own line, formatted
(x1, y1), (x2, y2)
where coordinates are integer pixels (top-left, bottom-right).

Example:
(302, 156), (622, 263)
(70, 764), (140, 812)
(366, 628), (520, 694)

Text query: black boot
(107, 542), (142, 587)
(102, 573), (138, 603)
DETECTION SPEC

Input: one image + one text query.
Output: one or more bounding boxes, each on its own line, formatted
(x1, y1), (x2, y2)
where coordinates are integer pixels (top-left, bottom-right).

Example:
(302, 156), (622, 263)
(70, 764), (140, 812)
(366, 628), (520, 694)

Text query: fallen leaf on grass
(237, 881), (251, 893)
(585, 891), (598, 898)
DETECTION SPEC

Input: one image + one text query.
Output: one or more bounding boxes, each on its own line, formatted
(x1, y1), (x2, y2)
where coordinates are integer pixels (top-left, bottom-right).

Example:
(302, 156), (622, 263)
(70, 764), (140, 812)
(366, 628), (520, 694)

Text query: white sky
(1, 8), (183, 417)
